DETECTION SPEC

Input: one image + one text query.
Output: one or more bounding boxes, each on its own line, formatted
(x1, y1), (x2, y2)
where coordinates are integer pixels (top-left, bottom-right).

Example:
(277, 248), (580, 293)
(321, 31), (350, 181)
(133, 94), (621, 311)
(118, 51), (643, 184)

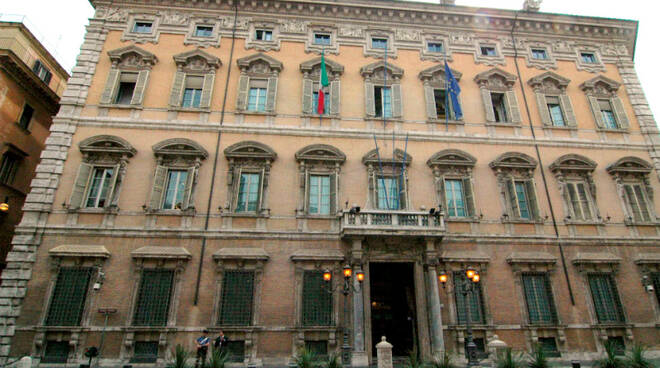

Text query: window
(377, 176), (400, 210)
(491, 92), (508, 122)
(195, 25), (213, 37)
(225, 341), (246, 363)
(312, 91), (328, 115)
(598, 99), (618, 129)
(623, 183), (653, 223)
(565, 181), (594, 221)
(309, 175), (331, 215)
(374, 86), (392, 118)
(454, 272), (485, 324)
(581, 52), (597, 64)
(45, 267), (93, 326)
(305, 341), (328, 359)
(219, 271), (255, 325)
(651, 273), (660, 307)
(170, 50), (219, 110)
(0, 153), (19, 185)
(84, 167), (115, 208)
(132, 341), (159, 363)
(236, 172), (260, 212)
(588, 273), (625, 324)
(133, 21), (153, 33)
(18, 104), (34, 130)
(248, 84), (268, 112)
(514, 181), (532, 219)
(162, 169), (188, 210)
(445, 179), (467, 217)
(531, 49), (548, 60)
(302, 271), (332, 326)
(538, 337), (560, 357)
(427, 42), (444, 53)
(255, 29), (272, 41)
(546, 96), (565, 127)
(114, 73), (138, 105)
(522, 273), (558, 325)
(480, 46), (496, 56)
(607, 336), (625, 355)
(314, 33), (331, 45)
(181, 75), (203, 108)
(372, 38), (388, 49)
(581, 75), (629, 130)
(103, 46), (156, 106)
(133, 269), (174, 326)
(433, 89), (449, 119)
(32, 60), (52, 84)
(42, 341), (70, 363)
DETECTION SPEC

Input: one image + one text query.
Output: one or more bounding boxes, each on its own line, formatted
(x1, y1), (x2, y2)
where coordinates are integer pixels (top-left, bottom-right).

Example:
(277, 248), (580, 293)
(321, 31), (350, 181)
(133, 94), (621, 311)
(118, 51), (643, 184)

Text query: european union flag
(444, 61), (463, 120)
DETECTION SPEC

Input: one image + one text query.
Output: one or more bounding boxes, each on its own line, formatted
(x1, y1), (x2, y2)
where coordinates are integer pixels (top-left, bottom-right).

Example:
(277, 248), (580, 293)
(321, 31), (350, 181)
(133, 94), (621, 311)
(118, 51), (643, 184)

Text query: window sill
(446, 217), (480, 223)
(624, 219), (660, 226)
(99, 103), (143, 110)
(502, 218), (544, 224)
(590, 322), (630, 329)
(563, 218), (604, 225)
(427, 118), (464, 125)
(364, 116), (403, 122)
(72, 207), (118, 214)
(447, 324), (492, 330)
(123, 326), (177, 332)
(485, 121), (521, 127)
(237, 111), (276, 116)
(208, 326), (261, 332)
(169, 107), (210, 113)
(297, 214), (340, 220)
(221, 212), (270, 218)
(541, 125), (577, 130)
(302, 114), (339, 119)
(596, 127), (629, 133)
(35, 325), (85, 331)
(523, 323), (565, 329)
(295, 326), (339, 331)
(145, 208), (195, 216)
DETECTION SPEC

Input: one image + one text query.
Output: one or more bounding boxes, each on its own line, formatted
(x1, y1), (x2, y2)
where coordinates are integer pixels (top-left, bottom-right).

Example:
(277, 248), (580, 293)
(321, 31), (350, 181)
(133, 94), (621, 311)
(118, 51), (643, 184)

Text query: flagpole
(444, 46), (449, 132)
(319, 47), (324, 126)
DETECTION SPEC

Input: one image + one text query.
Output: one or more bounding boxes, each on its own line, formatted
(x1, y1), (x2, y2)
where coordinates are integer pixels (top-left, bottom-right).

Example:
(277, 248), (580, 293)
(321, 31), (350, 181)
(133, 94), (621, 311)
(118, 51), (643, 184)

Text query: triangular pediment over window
(473, 67), (516, 87)
(418, 64), (462, 81)
(237, 53), (283, 73)
(173, 49), (221, 71)
(300, 57), (344, 76)
(108, 45), (157, 68)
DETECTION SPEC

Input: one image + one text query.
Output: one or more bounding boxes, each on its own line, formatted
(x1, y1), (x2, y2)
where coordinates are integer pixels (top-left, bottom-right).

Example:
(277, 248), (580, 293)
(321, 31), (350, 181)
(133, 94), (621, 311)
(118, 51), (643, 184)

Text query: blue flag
(444, 61), (463, 120)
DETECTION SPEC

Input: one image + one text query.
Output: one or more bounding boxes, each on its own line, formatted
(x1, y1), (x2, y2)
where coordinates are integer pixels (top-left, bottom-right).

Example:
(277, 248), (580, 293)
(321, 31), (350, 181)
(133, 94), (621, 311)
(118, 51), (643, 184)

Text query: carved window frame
(606, 156), (658, 225)
(246, 20), (281, 52)
(360, 61), (404, 120)
(527, 72), (577, 130)
(169, 49), (221, 112)
(427, 150), (478, 222)
(184, 18), (222, 48)
(68, 135), (137, 213)
(419, 64), (463, 124)
(489, 152), (542, 223)
(524, 41), (557, 70)
(295, 145), (346, 218)
(364, 28), (397, 59)
(236, 53), (283, 115)
(420, 33), (452, 62)
(580, 75), (630, 132)
(122, 13), (161, 44)
(633, 254), (660, 322)
(362, 149), (411, 210)
(300, 57), (344, 117)
(473, 68), (522, 125)
(473, 40), (505, 66)
(223, 141), (277, 217)
(305, 24), (339, 55)
(549, 154), (601, 224)
(100, 46), (157, 107)
(146, 139), (208, 214)
(575, 47), (605, 73)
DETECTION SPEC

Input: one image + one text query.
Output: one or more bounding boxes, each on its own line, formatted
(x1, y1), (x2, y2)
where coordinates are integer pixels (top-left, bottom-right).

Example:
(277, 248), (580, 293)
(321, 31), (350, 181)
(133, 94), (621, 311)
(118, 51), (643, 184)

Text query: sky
(2, 0), (658, 119)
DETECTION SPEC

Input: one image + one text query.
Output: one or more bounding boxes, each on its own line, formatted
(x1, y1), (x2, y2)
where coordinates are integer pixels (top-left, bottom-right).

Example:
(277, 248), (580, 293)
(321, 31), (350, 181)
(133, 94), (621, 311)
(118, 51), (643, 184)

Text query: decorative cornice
(549, 154), (597, 173)
(79, 135), (137, 157)
(152, 138), (209, 159)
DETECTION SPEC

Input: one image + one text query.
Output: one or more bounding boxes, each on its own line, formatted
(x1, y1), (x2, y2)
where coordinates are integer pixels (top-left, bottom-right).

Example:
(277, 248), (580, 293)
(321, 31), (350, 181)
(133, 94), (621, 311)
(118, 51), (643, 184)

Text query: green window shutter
(266, 77), (278, 112)
(535, 93), (551, 126)
(100, 69), (120, 104)
(506, 177), (519, 217)
(391, 83), (402, 118)
(522, 273), (557, 325)
(329, 173), (337, 214)
(588, 96), (605, 128)
(559, 94), (577, 127)
(46, 267), (93, 326)
(526, 180), (540, 219)
(181, 166), (195, 210)
(133, 269), (174, 326)
(169, 71), (186, 107)
(236, 75), (249, 111)
(588, 273), (625, 323)
(69, 163), (93, 209)
(480, 88), (495, 122)
(330, 80), (340, 116)
(219, 270), (255, 326)
(364, 82), (375, 117)
(623, 184), (642, 222)
(148, 165), (168, 210)
(199, 73), (215, 109)
(130, 70), (150, 105)
(302, 78), (313, 114)
(106, 163), (121, 208)
(424, 85), (437, 120)
(302, 271), (332, 326)
(462, 177), (475, 217)
(633, 184), (652, 222)
(610, 96), (629, 129)
(505, 90), (522, 123)
(453, 272), (485, 325)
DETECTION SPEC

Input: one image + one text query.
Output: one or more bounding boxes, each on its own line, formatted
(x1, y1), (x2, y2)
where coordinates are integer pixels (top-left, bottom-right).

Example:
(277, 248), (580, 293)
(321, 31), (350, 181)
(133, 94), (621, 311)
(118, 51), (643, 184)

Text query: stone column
(425, 239), (445, 358)
(351, 238), (368, 367)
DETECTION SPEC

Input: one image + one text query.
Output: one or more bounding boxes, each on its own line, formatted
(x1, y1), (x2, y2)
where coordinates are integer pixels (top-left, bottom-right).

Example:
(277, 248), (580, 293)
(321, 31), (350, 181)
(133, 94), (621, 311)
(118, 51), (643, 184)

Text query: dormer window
(194, 25), (213, 37)
(32, 60), (52, 84)
(255, 29), (273, 41)
(372, 38), (388, 49)
(427, 42), (444, 53)
(531, 49), (548, 60)
(480, 46), (497, 56)
(314, 33), (331, 45)
(581, 52), (597, 64)
(133, 22), (153, 33)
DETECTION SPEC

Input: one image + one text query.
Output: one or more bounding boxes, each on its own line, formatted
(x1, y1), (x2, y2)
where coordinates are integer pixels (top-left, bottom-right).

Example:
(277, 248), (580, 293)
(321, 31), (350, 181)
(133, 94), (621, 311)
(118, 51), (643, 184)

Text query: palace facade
(1, 0), (659, 366)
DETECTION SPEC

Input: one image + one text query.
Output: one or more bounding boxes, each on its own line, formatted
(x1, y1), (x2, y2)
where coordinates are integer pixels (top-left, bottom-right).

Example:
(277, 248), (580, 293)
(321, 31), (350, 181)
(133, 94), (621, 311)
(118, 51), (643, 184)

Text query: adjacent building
(1, 0), (659, 366)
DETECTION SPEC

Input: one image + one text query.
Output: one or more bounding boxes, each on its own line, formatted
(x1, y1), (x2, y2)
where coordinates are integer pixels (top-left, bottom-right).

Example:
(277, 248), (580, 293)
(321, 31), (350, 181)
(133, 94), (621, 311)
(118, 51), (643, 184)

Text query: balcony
(340, 209), (445, 238)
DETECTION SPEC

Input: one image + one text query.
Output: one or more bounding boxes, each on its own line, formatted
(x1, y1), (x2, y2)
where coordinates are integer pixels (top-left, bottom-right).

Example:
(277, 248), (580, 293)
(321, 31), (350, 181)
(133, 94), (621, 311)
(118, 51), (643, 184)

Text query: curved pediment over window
(300, 57), (344, 77)
(489, 152), (538, 170)
(427, 149), (476, 168)
(295, 144), (346, 164)
(606, 156), (653, 175)
(173, 49), (221, 72)
(473, 67), (517, 88)
(527, 71), (570, 93)
(237, 53), (283, 74)
(362, 148), (411, 166)
(579, 75), (621, 97)
(79, 135), (136, 157)
(224, 141), (277, 161)
(418, 64), (462, 83)
(549, 154), (597, 172)
(152, 138), (208, 159)
(360, 61), (404, 80)
(107, 45), (157, 69)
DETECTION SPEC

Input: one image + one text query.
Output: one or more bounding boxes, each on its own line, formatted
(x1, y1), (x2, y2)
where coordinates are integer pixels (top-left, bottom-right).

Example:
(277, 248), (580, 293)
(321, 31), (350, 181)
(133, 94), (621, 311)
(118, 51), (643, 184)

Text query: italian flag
(317, 51), (329, 114)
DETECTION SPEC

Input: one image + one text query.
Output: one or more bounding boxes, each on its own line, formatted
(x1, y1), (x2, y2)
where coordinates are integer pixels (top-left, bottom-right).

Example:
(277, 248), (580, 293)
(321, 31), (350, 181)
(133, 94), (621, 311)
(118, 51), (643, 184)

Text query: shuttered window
(218, 271), (255, 326)
(162, 170), (188, 210)
(309, 175), (331, 215)
(546, 96), (565, 127)
(491, 93), (508, 122)
(453, 272), (485, 325)
(236, 172), (260, 212)
(374, 86), (392, 118)
(599, 99), (618, 129)
(46, 267), (93, 326)
(515, 181), (532, 219)
(302, 271), (332, 326)
(0, 153), (19, 185)
(32, 60), (52, 84)
(566, 181), (593, 221)
(85, 167), (114, 208)
(588, 273), (625, 324)
(133, 269), (174, 326)
(18, 104), (34, 130)
(445, 179), (466, 217)
(522, 273), (558, 325)
(623, 183), (652, 223)
(377, 176), (400, 210)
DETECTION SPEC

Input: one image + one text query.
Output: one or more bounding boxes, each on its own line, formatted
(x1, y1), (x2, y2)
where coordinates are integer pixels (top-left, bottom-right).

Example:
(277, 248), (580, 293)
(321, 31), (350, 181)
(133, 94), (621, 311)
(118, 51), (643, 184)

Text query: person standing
(213, 330), (228, 351)
(195, 330), (210, 368)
